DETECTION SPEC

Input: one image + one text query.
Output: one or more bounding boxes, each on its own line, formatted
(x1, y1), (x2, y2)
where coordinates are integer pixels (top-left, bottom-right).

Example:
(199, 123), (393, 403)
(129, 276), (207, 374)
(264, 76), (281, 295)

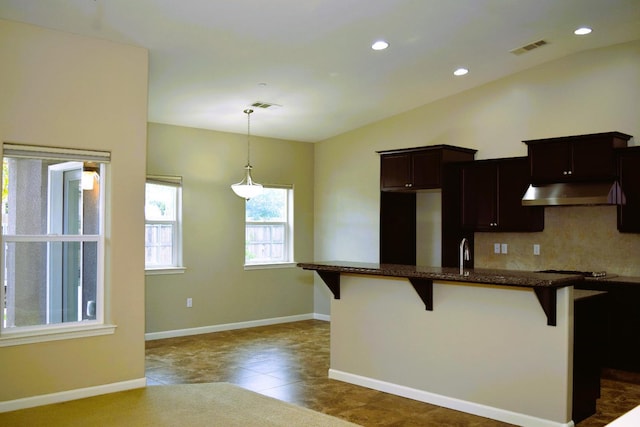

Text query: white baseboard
(313, 312), (331, 322)
(145, 313), (330, 341)
(328, 369), (575, 427)
(0, 377), (146, 413)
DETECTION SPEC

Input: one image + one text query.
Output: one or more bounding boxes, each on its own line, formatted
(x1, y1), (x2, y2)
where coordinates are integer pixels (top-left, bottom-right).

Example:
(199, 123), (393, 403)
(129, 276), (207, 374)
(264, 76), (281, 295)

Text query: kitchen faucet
(459, 237), (470, 275)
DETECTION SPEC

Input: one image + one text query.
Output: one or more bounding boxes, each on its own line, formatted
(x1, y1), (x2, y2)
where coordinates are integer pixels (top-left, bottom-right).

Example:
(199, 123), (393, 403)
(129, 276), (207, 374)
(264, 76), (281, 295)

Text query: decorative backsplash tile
(475, 206), (640, 276)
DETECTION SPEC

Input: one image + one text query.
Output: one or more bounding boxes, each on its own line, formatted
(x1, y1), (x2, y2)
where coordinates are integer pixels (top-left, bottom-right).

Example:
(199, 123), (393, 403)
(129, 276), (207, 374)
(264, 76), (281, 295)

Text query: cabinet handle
(405, 183), (412, 188)
(567, 170), (572, 175)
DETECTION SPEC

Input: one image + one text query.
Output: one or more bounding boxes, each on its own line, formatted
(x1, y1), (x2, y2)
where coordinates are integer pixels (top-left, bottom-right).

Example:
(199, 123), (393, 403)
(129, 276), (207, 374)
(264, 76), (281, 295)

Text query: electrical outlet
(533, 244), (540, 256)
(186, 297), (193, 308)
(494, 243), (501, 254)
(501, 243), (508, 254)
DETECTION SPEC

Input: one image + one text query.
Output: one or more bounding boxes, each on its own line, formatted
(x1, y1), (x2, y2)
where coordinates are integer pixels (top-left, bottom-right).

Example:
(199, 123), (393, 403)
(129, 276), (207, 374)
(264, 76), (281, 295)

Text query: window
(245, 186), (293, 267)
(1, 143), (113, 346)
(145, 176), (183, 272)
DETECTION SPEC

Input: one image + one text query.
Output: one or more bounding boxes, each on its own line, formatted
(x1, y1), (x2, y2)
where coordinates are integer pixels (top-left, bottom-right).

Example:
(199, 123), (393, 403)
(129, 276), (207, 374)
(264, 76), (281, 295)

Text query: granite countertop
(585, 275), (640, 285)
(297, 261), (584, 289)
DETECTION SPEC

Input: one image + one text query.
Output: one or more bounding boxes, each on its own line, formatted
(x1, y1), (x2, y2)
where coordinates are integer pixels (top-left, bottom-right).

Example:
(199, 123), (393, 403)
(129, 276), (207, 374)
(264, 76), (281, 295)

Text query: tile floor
(145, 319), (640, 426)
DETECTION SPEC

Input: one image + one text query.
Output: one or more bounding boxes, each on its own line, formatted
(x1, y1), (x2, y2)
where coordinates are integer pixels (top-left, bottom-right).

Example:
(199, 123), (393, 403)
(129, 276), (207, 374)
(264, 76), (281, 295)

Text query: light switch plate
(494, 243), (501, 254)
(501, 243), (508, 254)
(533, 244), (540, 255)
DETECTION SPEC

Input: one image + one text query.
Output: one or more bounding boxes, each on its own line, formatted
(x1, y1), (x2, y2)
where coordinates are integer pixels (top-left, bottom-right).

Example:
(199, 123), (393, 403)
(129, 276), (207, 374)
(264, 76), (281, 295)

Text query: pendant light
(231, 108), (263, 200)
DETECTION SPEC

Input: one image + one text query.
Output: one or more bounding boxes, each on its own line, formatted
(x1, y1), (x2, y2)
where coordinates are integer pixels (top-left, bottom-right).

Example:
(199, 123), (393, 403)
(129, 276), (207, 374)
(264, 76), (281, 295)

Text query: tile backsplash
(475, 206), (640, 276)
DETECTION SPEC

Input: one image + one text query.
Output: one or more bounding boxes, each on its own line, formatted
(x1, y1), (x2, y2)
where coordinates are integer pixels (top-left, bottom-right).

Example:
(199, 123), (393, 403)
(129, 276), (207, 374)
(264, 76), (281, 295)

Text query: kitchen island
(299, 261), (586, 427)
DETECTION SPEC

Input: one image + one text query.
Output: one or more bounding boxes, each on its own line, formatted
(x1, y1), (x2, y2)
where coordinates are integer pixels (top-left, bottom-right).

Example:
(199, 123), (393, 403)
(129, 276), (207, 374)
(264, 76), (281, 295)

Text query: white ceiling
(1, 0), (639, 142)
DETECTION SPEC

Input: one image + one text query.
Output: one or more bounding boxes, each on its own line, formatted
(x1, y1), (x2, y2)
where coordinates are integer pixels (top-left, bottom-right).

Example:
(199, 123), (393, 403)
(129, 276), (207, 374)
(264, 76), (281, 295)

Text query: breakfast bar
(299, 261), (587, 427)
(299, 261), (582, 326)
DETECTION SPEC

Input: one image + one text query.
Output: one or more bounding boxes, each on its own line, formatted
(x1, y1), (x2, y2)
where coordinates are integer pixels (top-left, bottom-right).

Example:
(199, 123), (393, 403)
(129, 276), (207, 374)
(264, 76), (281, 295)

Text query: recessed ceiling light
(574, 27), (592, 35)
(371, 40), (389, 51)
(453, 68), (469, 76)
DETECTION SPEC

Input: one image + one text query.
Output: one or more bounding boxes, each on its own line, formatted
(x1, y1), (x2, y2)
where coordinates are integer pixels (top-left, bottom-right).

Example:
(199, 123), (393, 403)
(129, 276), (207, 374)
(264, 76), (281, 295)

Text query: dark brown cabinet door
(461, 162), (497, 230)
(380, 153), (412, 190)
(461, 158), (543, 232)
(529, 141), (572, 184)
(618, 147), (640, 233)
(573, 293), (606, 423)
(576, 280), (640, 372)
(526, 132), (631, 184)
(571, 137), (620, 181)
(411, 150), (442, 189)
(379, 192), (416, 265)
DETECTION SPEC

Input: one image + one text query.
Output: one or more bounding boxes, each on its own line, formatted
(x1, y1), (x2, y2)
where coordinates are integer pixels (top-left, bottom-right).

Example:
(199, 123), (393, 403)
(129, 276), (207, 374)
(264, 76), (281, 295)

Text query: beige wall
(0, 20), (148, 401)
(145, 123), (315, 333)
(314, 40), (640, 313)
(331, 276), (573, 424)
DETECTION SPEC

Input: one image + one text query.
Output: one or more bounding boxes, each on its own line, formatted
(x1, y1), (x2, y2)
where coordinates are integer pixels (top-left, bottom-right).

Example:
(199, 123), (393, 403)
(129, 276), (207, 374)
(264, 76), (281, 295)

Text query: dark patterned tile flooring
(145, 320), (640, 426)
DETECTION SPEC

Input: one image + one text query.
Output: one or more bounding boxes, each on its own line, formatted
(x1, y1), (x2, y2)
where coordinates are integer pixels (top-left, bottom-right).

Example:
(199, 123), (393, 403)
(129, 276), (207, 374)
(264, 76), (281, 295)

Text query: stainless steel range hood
(522, 181), (625, 206)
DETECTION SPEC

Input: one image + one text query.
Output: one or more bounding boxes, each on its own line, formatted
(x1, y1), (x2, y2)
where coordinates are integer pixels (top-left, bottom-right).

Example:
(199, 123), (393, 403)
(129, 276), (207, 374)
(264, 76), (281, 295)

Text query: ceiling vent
(510, 39), (548, 55)
(251, 101), (281, 110)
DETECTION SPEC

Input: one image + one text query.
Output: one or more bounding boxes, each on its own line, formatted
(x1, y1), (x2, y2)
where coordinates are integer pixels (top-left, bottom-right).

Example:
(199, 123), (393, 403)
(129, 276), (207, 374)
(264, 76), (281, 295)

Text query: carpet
(0, 383), (361, 426)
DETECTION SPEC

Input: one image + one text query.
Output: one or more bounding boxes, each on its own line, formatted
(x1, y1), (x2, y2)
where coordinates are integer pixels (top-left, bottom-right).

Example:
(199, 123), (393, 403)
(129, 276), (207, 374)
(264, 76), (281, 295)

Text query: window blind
(3, 143), (111, 163)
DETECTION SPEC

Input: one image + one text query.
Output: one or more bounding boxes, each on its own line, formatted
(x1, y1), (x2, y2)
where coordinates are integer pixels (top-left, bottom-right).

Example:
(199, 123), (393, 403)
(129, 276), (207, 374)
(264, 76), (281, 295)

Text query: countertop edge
(297, 261), (584, 289)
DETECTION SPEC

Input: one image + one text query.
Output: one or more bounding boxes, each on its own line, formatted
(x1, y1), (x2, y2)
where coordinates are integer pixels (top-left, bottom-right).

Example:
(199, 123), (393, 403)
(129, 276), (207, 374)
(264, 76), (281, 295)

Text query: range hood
(522, 181), (625, 206)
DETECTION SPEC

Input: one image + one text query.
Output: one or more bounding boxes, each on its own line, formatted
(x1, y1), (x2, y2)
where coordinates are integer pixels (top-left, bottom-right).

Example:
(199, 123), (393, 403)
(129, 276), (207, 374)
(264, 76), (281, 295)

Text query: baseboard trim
(313, 313), (331, 322)
(0, 377), (146, 413)
(145, 313), (330, 341)
(328, 369), (575, 427)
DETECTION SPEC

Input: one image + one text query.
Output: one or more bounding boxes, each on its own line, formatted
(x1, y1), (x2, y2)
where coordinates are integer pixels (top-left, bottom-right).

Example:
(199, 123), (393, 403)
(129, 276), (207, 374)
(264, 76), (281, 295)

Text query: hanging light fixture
(231, 108), (263, 200)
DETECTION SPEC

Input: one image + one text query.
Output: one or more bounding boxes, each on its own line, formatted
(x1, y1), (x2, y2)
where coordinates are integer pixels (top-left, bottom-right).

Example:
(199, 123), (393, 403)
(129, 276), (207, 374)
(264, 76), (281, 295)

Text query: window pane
(2, 158), (94, 235)
(145, 223), (174, 267)
(145, 183), (176, 221)
(246, 188), (286, 222)
(245, 224), (285, 263)
(2, 240), (98, 328)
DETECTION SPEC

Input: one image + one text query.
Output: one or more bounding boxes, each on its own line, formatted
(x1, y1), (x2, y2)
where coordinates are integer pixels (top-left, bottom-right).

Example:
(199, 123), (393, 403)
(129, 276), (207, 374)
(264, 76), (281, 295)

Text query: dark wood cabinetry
(379, 145), (475, 265)
(380, 192), (416, 265)
(524, 132), (631, 184)
(617, 147), (640, 233)
(576, 280), (640, 373)
(442, 163), (473, 268)
(460, 157), (544, 232)
(573, 290), (607, 424)
(379, 145), (476, 191)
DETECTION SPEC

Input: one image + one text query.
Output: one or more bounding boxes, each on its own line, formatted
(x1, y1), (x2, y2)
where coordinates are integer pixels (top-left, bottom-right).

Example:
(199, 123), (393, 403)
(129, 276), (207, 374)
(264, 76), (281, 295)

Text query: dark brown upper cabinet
(618, 146), (640, 233)
(461, 157), (544, 232)
(524, 132), (631, 185)
(378, 145), (476, 191)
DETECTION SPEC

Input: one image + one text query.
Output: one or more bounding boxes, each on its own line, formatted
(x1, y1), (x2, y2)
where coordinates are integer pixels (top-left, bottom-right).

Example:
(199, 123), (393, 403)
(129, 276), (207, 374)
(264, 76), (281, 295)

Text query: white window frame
(244, 185), (295, 270)
(144, 175), (185, 275)
(0, 143), (115, 347)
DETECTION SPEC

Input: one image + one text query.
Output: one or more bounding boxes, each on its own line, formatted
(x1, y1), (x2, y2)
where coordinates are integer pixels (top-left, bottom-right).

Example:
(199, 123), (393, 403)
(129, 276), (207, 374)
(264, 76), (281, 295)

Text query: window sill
(0, 323), (117, 347)
(244, 262), (297, 271)
(145, 267), (186, 276)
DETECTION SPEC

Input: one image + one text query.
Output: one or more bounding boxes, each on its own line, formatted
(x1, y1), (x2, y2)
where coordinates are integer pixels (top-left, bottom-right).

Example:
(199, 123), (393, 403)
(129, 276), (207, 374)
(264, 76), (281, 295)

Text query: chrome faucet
(459, 237), (470, 275)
